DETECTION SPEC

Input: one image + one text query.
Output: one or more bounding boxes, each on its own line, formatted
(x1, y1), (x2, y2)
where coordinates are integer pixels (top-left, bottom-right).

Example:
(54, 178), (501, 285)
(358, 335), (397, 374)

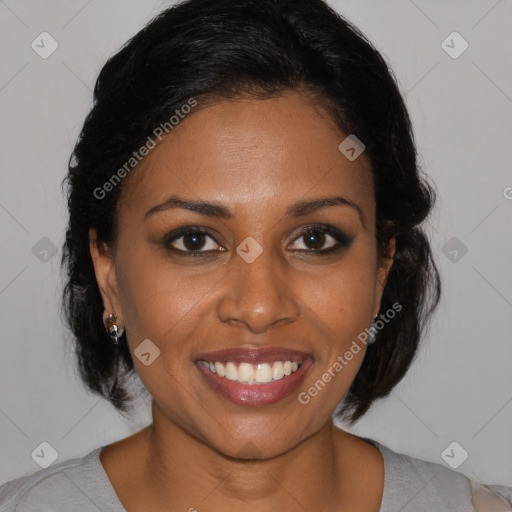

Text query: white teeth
(255, 363), (273, 383)
(202, 360), (302, 384)
(215, 361), (225, 377)
(225, 362), (238, 381)
(238, 362), (255, 383)
(272, 361), (284, 380)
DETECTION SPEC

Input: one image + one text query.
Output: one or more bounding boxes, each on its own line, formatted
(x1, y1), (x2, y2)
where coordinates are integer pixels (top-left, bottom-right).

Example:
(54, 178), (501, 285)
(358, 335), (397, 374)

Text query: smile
(198, 360), (302, 384)
(195, 346), (313, 406)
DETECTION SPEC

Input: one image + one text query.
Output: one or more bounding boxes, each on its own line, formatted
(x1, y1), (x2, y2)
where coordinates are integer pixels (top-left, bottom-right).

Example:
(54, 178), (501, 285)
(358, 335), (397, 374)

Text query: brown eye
(164, 227), (224, 256)
(300, 229), (330, 251)
(289, 224), (353, 255)
(182, 231), (207, 251)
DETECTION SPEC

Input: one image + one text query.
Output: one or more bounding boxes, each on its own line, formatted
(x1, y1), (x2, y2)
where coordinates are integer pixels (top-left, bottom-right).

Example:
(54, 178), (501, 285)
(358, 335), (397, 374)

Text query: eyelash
(162, 223), (353, 258)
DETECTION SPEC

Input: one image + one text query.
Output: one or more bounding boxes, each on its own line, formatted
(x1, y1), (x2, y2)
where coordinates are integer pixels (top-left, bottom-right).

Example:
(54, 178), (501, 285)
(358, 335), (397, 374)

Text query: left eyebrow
(285, 195), (363, 225)
(144, 194), (364, 225)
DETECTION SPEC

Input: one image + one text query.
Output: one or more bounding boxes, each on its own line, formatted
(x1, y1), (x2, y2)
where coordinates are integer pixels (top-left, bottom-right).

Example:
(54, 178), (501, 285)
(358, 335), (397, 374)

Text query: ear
(89, 228), (124, 326)
(372, 237), (396, 318)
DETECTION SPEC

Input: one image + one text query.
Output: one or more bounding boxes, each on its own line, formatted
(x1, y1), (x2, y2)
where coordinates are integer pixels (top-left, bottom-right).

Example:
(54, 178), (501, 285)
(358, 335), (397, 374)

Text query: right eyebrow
(144, 195), (232, 220)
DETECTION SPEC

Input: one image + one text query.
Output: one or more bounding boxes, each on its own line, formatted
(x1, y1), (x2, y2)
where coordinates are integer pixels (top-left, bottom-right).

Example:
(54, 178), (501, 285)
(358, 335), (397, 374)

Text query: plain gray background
(1, 0), (511, 486)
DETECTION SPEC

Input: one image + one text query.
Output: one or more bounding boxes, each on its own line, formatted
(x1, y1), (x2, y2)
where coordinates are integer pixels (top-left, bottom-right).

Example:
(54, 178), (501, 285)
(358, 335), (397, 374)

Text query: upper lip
(195, 345), (313, 364)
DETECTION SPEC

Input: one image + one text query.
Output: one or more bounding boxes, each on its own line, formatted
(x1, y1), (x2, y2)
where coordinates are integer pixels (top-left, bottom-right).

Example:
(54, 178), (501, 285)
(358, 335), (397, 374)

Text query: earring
(104, 312), (124, 345)
(367, 316), (378, 345)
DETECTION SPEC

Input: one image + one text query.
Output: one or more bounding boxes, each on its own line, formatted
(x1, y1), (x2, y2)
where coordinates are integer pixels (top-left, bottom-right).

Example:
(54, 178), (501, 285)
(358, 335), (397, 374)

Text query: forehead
(118, 91), (374, 223)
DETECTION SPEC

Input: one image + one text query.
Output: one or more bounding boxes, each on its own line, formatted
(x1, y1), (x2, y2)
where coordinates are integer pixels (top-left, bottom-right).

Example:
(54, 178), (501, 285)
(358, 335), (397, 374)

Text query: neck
(137, 402), (373, 511)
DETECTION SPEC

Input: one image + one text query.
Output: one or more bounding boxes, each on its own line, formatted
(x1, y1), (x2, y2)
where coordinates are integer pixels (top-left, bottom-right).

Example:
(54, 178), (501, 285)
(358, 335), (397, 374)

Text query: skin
(90, 90), (395, 511)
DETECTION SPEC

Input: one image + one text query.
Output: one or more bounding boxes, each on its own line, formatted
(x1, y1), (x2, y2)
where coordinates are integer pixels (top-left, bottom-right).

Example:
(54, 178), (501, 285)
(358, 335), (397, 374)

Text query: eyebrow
(144, 194), (363, 224)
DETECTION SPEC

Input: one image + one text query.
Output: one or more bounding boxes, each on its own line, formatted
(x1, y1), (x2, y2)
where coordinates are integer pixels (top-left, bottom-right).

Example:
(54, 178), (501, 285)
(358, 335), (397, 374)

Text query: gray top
(1, 439), (511, 511)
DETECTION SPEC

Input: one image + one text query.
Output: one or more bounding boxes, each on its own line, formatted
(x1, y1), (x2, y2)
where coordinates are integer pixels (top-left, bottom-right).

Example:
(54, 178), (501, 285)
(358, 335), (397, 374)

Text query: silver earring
(367, 316), (378, 345)
(104, 312), (124, 345)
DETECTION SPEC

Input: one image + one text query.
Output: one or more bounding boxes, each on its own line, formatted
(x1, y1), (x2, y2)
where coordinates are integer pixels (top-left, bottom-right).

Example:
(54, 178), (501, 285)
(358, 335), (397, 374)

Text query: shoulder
(366, 438), (512, 512)
(0, 447), (120, 512)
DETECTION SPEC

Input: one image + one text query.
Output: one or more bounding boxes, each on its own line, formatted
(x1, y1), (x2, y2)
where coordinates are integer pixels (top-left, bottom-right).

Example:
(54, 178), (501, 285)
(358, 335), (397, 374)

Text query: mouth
(195, 346), (313, 406)
(197, 359), (303, 384)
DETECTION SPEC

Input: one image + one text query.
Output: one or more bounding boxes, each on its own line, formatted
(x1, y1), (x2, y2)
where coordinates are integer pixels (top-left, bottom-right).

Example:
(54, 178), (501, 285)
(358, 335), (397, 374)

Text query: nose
(216, 244), (300, 334)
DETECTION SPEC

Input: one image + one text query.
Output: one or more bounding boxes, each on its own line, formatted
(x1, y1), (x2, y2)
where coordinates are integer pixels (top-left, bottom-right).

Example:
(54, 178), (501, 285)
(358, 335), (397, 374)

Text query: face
(90, 91), (394, 459)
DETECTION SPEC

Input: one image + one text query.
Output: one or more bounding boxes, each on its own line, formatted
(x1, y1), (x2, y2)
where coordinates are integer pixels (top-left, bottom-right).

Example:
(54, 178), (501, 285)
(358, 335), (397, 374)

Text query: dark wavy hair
(61, 0), (441, 424)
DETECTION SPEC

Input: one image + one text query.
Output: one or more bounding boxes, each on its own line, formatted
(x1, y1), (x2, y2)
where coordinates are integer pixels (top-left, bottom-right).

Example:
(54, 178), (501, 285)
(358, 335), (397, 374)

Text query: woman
(1, 0), (510, 510)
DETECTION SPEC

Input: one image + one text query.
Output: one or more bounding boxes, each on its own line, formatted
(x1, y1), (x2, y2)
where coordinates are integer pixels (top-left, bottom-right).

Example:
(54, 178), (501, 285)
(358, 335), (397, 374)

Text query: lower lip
(196, 359), (313, 406)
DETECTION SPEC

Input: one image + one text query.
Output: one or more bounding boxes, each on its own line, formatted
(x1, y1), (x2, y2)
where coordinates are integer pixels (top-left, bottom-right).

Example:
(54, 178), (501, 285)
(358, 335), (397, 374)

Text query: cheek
(115, 249), (215, 340)
(295, 261), (375, 413)
(294, 241), (378, 402)
(115, 257), (208, 406)
(115, 250), (228, 394)
(300, 244), (378, 329)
